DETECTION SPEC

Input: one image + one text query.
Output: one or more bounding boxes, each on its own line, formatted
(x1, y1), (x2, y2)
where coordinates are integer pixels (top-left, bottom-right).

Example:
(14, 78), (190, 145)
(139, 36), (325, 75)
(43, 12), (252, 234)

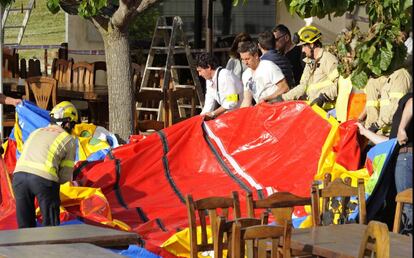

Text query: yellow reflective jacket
(14, 125), (76, 183)
(282, 49), (339, 104)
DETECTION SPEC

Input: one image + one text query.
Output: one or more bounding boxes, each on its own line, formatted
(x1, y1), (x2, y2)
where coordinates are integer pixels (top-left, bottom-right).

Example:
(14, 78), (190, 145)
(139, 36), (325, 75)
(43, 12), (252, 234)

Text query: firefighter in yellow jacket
(359, 68), (412, 135)
(282, 25), (339, 110)
(12, 101), (78, 228)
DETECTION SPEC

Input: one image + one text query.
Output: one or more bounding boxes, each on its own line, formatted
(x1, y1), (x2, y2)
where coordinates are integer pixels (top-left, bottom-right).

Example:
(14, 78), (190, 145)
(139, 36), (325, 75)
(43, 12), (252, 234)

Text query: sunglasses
(274, 33), (287, 42)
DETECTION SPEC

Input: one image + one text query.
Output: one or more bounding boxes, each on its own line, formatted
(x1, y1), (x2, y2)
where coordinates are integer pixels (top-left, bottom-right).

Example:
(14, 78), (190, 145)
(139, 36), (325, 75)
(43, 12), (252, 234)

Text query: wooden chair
(247, 192), (312, 257)
(72, 62), (95, 91)
(231, 220), (292, 258)
(168, 88), (196, 124)
(186, 191), (241, 258)
(24, 76), (57, 110)
(28, 59), (41, 78)
(311, 175), (366, 226)
(51, 58), (73, 88)
(3, 52), (19, 78)
(358, 220), (390, 258)
(135, 90), (164, 134)
(215, 216), (262, 258)
(393, 188), (413, 233)
(246, 191), (311, 225)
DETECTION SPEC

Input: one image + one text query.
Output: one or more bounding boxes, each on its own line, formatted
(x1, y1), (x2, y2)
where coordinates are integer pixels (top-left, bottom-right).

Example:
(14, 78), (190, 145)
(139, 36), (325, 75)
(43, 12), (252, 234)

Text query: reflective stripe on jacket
(14, 125), (76, 183)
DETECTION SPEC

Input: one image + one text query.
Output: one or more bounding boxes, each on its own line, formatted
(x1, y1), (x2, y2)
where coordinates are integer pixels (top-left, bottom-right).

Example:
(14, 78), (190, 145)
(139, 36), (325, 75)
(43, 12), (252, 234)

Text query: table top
(0, 223), (140, 248)
(0, 243), (124, 258)
(291, 223), (412, 258)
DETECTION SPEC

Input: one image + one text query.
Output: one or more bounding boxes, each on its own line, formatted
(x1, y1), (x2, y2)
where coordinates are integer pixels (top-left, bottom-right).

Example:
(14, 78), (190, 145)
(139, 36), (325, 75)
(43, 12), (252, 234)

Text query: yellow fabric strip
(61, 159), (75, 168)
(18, 160), (57, 176)
(46, 132), (69, 177)
(225, 94), (238, 102)
(366, 100), (379, 108)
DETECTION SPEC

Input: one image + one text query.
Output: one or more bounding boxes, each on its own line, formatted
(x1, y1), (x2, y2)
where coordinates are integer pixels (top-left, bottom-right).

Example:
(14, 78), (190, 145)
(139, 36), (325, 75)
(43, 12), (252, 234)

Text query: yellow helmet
(50, 101), (78, 125)
(297, 25), (322, 45)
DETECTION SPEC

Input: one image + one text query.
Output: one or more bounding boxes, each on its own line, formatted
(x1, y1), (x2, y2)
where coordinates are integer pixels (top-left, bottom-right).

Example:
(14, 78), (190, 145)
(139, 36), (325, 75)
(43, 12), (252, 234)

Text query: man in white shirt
(238, 41), (289, 107)
(196, 52), (244, 119)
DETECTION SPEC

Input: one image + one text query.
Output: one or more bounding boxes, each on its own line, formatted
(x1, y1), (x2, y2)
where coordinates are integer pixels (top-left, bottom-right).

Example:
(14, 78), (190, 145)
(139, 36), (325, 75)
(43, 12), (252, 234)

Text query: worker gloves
(310, 93), (330, 107)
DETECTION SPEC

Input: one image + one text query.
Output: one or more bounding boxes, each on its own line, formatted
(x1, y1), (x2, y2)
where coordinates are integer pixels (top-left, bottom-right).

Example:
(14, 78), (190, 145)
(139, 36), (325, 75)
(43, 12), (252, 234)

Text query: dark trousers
(12, 172), (60, 228)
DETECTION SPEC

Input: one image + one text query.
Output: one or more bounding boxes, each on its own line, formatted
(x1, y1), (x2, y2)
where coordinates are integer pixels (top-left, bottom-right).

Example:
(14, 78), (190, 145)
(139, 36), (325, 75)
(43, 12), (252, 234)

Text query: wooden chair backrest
(51, 58), (73, 87)
(311, 175), (366, 226)
(215, 216), (261, 258)
(24, 76), (57, 110)
(185, 192), (241, 258)
(358, 220), (390, 258)
(72, 62), (95, 91)
(232, 221), (292, 258)
(393, 188), (413, 233)
(3, 52), (19, 78)
(28, 59), (41, 78)
(246, 191), (311, 225)
(168, 88), (196, 124)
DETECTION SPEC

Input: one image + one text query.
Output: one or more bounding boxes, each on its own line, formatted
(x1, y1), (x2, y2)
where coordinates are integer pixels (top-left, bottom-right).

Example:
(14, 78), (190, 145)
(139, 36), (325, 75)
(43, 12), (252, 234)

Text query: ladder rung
(175, 85), (195, 89)
(147, 67), (167, 71)
(136, 107), (161, 112)
(157, 26), (173, 30)
(140, 87), (163, 92)
(152, 46), (186, 51)
(8, 8), (32, 11)
(179, 104), (202, 109)
(4, 25), (24, 29)
(170, 65), (190, 69)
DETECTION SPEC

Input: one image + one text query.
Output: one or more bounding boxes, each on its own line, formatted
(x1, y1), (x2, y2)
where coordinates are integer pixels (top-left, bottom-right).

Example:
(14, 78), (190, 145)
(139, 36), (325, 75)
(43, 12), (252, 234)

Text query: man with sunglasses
(273, 24), (304, 85)
(281, 25), (339, 111)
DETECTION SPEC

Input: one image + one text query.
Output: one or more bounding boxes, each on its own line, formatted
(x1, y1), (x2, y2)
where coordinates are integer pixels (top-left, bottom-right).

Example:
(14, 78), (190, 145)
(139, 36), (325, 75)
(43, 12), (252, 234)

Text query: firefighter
(359, 68), (412, 135)
(12, 101), (78, 228)
(282, 25), (339, 110)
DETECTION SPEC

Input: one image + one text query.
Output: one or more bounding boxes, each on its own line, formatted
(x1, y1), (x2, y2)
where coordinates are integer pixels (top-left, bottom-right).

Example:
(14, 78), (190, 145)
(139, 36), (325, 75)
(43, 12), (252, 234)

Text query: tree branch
(136, 0), (159, 13)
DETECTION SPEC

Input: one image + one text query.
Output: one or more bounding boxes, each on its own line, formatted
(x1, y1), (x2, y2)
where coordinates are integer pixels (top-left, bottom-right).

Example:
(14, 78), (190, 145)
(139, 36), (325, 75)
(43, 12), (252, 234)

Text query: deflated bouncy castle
(0, 100), (397, 257)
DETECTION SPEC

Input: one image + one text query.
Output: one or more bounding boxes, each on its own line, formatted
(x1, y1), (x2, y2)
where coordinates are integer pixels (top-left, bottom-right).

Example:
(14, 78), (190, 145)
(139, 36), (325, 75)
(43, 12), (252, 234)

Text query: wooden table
(290, 224), (412, 258)
(0, 243), (124, 258)
(0, 224), (140, 248)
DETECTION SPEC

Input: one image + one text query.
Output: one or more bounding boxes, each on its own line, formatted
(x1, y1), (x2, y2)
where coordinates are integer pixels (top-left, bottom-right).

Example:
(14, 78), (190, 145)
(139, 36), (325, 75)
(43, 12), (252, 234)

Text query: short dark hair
(258, 31), (275, 51)
(272, 24), (291, 38)
(195, 52), (219, 69)
(237, 41), (259, 55)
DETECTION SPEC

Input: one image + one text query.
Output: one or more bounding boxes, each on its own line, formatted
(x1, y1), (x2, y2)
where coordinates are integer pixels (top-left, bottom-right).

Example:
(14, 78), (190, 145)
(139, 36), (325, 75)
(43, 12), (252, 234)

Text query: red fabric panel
(205, 102), (332, 197)
(0, 158), (17, 229)
(333, 120), (361, 171)
(3, 139), (17, 175)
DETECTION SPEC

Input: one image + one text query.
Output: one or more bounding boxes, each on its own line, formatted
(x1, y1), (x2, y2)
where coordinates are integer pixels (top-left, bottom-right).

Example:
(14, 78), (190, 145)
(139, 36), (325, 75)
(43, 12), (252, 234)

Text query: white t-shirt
(242, 60), (285, 103)
(201, 67), (244, 114)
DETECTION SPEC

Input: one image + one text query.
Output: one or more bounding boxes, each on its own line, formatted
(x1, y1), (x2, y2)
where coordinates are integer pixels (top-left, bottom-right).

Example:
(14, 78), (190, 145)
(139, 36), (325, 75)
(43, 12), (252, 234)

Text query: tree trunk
(103, 28), (134, 141)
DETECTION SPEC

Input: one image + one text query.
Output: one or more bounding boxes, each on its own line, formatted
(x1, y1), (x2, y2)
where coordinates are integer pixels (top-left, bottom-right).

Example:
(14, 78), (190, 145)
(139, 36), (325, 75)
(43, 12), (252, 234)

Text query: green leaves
(351, 69), (368, 89)
(0, 0), (13, 7)
(47, 0), (60, 14)
(78, 0), (107, 18)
